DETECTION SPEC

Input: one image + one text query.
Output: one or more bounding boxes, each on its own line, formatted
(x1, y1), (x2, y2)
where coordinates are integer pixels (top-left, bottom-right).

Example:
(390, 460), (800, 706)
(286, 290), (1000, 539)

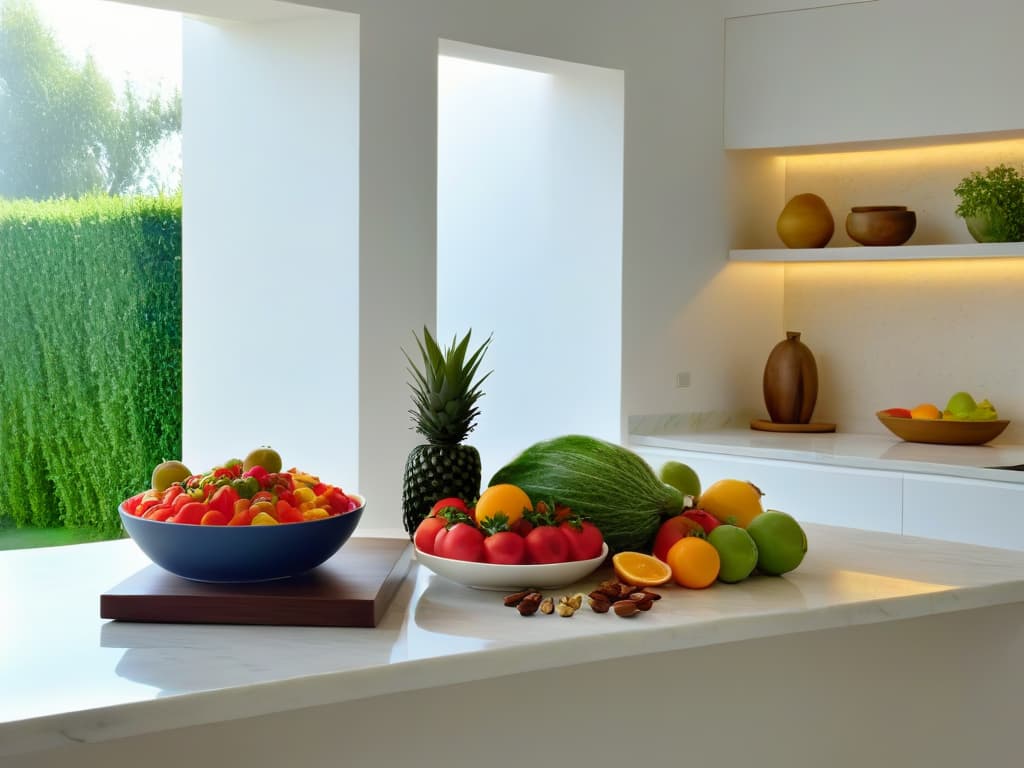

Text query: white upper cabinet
(725, 0), (1024, 148)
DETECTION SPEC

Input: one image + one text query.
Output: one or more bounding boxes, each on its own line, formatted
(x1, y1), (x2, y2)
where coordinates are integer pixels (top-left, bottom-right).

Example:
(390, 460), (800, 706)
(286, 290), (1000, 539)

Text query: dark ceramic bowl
(846, 206), (917, 246)
(119, 495), (364, 582)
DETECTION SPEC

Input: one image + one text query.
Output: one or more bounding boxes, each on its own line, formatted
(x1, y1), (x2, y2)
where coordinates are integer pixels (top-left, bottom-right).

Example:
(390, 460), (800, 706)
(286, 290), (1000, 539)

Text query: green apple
(708, 524), (759, 583)
(659, 460), (701, 502)
(747, 510), (807, 576)
(945, 391), (977, 419)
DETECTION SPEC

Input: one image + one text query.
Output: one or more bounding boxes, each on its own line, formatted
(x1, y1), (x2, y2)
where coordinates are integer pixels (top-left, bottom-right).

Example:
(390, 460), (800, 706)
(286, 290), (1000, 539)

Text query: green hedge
(0, 195), (182, 536)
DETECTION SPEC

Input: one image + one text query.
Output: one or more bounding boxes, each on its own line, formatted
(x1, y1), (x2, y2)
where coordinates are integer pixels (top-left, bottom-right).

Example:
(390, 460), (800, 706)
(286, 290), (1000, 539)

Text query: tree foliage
(0, 1), (180, 200)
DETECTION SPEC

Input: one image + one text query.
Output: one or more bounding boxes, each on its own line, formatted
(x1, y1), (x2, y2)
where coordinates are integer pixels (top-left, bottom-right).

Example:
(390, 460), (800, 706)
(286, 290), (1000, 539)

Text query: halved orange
(611, 551), (673, 587)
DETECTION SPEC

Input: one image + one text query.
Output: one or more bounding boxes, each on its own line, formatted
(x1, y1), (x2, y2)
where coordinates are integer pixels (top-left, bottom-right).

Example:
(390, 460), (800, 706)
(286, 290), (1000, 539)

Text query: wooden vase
(763, 331), (818, 424)
(776, 193), (834, 249)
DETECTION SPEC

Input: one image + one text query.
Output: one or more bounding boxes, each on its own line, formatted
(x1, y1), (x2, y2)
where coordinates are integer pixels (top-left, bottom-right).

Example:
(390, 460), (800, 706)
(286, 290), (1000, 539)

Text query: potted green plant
(953, 163), (1024, 242)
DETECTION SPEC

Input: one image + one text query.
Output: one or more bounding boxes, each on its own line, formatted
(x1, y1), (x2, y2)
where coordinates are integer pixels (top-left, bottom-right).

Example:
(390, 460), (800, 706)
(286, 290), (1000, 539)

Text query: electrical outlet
(675, 371), (691, 388)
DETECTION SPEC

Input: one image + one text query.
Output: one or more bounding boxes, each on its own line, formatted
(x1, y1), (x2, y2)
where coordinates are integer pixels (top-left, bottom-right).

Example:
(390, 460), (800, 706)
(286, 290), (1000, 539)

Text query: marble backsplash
(628, 409), (760, 436)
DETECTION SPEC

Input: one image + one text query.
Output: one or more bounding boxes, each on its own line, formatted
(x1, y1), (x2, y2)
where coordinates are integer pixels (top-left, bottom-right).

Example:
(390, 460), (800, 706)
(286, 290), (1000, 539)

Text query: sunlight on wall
(181, 11), (360, 482)
(437, 42), (624, 481)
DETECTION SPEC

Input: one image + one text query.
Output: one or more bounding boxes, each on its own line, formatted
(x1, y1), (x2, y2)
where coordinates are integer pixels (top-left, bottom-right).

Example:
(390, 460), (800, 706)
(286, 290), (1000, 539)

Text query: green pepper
(232, 475), (260, 499)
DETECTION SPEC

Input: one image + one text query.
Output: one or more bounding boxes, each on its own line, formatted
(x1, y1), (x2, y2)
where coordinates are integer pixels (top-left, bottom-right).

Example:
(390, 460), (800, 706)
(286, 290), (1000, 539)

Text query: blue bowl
(118, 495), (364, 583)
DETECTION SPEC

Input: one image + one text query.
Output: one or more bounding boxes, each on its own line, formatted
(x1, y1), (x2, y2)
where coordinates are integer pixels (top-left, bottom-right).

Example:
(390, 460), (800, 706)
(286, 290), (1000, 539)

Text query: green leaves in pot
(953, 163), (1024, 243)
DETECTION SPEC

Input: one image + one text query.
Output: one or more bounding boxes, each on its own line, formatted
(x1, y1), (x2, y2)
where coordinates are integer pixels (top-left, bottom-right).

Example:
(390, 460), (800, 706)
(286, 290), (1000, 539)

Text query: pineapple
(401, 327), (492, 536)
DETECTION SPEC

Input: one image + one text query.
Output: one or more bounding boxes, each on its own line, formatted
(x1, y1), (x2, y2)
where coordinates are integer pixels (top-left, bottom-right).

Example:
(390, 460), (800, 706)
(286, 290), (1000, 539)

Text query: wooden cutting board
(100, 537), (412, 628)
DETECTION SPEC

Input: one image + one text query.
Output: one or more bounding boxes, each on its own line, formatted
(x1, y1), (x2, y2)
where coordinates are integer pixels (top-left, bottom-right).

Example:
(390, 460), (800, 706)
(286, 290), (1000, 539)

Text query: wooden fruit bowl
(876, 412), (1010, 446)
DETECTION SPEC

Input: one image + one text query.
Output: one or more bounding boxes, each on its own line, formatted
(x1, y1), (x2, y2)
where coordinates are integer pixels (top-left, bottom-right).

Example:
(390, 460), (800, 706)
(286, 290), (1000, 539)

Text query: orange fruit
(611, 551), (673, 587)
(698, 479), (764, 528)
(666, 537), (720, 589)
(909, 403), (941, 420)
(474, 484), (533, 528)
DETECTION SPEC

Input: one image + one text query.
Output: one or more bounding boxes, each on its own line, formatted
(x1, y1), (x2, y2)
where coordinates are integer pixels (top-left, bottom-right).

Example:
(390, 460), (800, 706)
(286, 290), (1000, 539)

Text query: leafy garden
(0, 2), (183, 544)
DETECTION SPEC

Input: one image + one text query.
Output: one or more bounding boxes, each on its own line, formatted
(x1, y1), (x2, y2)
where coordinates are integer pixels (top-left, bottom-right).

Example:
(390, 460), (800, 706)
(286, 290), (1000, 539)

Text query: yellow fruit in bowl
(151, 459), (191, 492)
(909, 403), (941, 420)
(967, 399), (999, 421)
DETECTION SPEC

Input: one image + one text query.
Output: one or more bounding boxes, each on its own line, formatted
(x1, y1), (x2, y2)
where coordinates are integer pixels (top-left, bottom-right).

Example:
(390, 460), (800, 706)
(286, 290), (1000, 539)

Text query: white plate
(415, 543), (609, 591)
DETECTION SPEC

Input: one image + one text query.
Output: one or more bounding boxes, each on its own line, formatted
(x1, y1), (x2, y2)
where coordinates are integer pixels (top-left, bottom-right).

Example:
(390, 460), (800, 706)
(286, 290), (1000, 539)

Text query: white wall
(298, 0), (768, 530)
(436, 42), (624, 481)
(168, 0), (776, 531)
(181, 9), (360, 481)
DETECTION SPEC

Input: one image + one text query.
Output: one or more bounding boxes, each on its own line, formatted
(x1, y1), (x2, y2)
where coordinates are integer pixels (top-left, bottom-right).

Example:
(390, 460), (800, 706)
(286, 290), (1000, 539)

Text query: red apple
(882, 407), (912, 419)
(682, 508), (721, 535)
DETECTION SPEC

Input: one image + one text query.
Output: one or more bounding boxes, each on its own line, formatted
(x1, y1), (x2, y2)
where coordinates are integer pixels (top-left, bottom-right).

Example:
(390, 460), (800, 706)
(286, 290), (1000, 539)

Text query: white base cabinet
(633, 445), (1024, 550)
(903, 475), (1024, 551)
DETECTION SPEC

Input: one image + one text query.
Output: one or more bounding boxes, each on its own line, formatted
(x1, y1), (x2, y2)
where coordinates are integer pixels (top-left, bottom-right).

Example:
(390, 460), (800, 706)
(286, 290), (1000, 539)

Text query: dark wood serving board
(100, 538), (412, 628)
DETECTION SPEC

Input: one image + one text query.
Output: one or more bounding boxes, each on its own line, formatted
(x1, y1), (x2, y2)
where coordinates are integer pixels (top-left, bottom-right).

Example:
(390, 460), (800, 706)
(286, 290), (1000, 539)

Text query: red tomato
(483, 531), (527, 565)
(512, 517), (533, 537)
(326, 488), (356, 515)
(276, 501), (304, 523)
(652, 514), (705, 562)
(429, 497), (470, 519)
(558, 520), (604, 561)
(200, 509), (229, 525)
(682, 509), (721, 535)
(228, 499), (255, 526)
(136, 497), (161, 517)
(434, 522), (485, 562)
(161, 485), (185, 505)
(147, 505), (176, 522)
(525, 526), (570, 564)
(171, 492), (195, 514)
(414, 517), (448, 554)
(123, 492), (146, 515)
(142, 504), (171, 520)
(173, 501), (208, 525)
(208, 485), (240, 517)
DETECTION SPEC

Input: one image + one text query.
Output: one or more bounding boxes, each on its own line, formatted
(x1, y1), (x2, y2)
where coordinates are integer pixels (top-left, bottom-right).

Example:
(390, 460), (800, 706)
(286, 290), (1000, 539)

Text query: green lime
(659, 460), (701, 501)
(746, 510), (807, 576)
(151, 460), (191, 492)
(707, 524), (758, 583)
(243, 446), (283, 474)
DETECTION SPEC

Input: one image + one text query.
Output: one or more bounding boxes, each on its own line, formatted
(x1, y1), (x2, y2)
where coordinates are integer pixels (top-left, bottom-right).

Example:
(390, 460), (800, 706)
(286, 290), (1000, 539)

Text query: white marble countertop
(630, 429), (1024, 483)
(4, 525), (1024, 758)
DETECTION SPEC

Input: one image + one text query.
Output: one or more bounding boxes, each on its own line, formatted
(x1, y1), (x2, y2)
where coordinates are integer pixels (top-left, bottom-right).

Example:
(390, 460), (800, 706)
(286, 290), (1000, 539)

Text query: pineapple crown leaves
(403, 326), (493, 445)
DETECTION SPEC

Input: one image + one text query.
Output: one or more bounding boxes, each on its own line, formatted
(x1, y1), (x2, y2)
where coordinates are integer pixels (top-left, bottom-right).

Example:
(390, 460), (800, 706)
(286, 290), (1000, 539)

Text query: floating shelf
(730, 242), (1024, 263)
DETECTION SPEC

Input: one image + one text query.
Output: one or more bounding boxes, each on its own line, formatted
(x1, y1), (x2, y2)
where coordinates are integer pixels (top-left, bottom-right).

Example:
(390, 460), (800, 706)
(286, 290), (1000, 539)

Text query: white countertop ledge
(630, 429), (1024, 483)
(4, 525), (1024, 757)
